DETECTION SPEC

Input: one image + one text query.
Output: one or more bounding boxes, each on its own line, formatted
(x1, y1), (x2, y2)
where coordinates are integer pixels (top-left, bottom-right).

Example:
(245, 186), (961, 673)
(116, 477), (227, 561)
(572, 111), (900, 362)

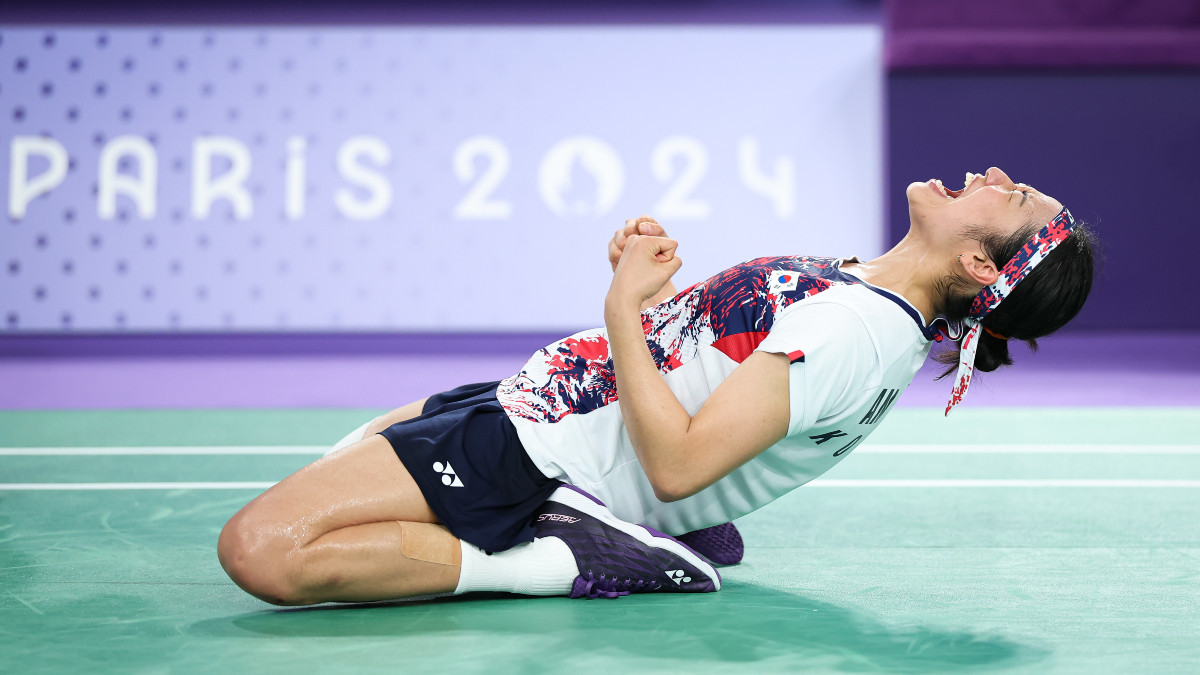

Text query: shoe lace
(576, 571), (662, 599)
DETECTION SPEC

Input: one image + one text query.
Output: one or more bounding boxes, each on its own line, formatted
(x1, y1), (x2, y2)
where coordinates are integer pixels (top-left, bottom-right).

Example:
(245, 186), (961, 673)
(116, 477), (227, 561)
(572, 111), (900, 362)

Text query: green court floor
(2, 408), (1198, 673)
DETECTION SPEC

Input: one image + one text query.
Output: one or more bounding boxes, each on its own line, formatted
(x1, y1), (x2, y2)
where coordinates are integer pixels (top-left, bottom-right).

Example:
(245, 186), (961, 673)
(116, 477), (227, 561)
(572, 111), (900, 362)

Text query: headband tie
(944, 207), (1076, 415)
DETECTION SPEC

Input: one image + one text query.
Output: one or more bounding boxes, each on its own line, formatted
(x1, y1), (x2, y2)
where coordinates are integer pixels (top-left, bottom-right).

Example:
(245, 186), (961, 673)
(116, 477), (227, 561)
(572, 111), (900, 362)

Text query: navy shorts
(379, 381), (562, 552)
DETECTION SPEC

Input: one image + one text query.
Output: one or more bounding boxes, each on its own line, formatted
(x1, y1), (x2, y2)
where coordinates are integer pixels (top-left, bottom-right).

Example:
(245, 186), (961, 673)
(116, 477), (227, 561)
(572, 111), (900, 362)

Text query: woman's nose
(984, 167), (1013, 188)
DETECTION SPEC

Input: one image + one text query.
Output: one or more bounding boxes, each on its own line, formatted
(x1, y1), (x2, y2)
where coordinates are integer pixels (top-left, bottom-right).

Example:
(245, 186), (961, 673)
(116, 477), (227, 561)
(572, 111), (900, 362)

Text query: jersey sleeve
(754, 301), (878, 436)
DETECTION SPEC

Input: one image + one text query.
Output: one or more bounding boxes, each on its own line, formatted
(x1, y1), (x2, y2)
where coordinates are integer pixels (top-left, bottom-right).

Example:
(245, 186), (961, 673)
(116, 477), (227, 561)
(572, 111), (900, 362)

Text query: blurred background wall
(1, 1), (884, 345)
(1, 0), (1197, 384)
(887, 0), (1200, 330)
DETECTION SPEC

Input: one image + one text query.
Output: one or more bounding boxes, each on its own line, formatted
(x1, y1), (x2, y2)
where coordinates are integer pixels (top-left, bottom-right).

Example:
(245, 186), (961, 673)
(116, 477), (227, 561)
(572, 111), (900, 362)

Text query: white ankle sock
(325, 420), (374, 456)
(454, 537), (578, 596)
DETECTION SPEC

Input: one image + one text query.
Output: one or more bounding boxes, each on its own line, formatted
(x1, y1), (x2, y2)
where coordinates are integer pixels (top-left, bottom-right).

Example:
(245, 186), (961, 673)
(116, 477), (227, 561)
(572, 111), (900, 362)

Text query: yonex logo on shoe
(537, 513), (580, 524)
(432, 461), (464, 487)
(665, 569), (691, 585)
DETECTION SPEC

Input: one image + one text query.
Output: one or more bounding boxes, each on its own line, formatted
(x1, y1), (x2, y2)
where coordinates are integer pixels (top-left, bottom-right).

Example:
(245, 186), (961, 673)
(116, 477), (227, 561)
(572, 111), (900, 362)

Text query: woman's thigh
(223, 434), (436, 554)
(219, 434), (454, 603)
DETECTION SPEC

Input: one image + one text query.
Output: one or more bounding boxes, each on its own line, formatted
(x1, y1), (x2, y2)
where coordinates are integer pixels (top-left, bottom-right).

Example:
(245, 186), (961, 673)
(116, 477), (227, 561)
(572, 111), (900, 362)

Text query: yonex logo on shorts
(432, 461), (464, 487)
(537, 513), (580, 524)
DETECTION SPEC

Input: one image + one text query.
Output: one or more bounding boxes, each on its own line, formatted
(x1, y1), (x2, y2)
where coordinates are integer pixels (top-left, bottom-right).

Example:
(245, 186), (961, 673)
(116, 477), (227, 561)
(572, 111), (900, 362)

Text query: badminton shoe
(533, 484), (721, 599)
(677, 522), (744, 566)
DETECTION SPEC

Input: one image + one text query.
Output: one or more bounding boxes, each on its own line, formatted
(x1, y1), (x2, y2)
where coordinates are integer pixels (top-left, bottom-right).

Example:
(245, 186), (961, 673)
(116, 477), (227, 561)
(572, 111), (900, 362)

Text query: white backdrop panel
(0, 26), (883, 332)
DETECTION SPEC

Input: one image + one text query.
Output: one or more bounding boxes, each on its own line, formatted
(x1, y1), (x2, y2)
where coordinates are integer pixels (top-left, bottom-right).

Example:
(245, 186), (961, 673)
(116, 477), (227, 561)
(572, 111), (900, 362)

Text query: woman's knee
(217, 511), (309, 606)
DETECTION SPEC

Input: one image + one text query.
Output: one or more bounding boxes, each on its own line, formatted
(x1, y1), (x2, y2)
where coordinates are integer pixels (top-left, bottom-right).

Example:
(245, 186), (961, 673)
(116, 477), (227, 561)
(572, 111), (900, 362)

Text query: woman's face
(906, 167), (1063, 244)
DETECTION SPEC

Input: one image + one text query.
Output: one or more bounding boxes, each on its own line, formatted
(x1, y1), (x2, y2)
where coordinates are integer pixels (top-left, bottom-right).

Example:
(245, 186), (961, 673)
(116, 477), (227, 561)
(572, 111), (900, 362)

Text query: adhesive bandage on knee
(324, 419), (375, 456)
(396, 522), (461, 567)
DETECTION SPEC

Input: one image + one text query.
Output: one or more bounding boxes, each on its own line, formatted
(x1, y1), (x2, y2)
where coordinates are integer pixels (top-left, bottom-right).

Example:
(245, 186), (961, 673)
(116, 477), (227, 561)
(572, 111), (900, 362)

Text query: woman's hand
(606, 234), (682, 313)
(608, 215), (670, 272)
(607, 215), (680, 309)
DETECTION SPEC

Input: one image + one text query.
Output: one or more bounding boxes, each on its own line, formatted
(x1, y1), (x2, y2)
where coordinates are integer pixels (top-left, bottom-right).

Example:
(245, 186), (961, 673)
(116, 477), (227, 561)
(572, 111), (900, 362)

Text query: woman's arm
(605, 235), (791, 502)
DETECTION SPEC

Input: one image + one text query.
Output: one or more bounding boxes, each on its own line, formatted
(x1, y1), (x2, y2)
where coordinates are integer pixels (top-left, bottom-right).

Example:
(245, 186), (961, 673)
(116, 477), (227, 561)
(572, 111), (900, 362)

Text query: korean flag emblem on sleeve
(769, 270), (801, 295)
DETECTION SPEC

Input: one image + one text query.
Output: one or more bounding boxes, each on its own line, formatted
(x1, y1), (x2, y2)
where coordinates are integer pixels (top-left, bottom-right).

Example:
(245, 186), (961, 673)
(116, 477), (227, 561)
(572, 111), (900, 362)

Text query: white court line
(2, 444), (1198, 456)
(4, 479), (1200, 491)
(856, 444), (1200, 455)
(0, 482), (276, 490)
(809, 479), (1200, 488)
(0, 446), (327, 456)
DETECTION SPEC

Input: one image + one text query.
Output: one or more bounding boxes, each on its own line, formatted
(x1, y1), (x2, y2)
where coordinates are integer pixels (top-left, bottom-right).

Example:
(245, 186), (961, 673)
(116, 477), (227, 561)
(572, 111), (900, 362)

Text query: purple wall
(887, 71), (1200, 331)
(886, 0), (1200, 331)
(887, 0), (1200, 68)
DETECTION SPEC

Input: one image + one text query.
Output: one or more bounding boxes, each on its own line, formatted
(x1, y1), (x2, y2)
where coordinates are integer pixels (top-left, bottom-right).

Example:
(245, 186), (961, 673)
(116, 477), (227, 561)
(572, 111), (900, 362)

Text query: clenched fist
(608, 234), (682, 311)
(608, 215), (671, 271)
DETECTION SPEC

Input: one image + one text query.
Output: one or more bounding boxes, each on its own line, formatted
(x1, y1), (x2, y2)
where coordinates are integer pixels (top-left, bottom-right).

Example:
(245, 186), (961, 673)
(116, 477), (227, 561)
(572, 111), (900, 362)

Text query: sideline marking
(2, 444), (1198, 456)
(857, 445), (1200, 455)
(5, 479), (1200, 491)
(0, 482), (276, 491)
(0, 446), (327, 456)
(810, 479), (1200, 488)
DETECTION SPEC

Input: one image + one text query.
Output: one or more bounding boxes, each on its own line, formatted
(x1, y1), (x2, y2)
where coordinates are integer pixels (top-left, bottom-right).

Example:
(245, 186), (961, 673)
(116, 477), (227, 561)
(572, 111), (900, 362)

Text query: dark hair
(934, 220), (1097, 378)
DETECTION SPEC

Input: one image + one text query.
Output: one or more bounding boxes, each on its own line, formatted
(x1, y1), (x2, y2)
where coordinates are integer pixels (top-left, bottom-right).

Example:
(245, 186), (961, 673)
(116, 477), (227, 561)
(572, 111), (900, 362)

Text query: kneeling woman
(218, 167), (1095, 605)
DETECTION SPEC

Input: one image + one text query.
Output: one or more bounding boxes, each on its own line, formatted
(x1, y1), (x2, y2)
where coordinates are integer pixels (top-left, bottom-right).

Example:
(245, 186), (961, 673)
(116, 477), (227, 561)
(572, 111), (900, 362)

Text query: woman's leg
(220, 402), (718, 606)
(219, 434), (460, 605)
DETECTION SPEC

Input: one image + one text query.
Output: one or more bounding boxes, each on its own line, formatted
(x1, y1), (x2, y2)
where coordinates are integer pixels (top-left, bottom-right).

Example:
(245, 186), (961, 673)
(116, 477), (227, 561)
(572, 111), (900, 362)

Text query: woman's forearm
(604, 295), (693, 501)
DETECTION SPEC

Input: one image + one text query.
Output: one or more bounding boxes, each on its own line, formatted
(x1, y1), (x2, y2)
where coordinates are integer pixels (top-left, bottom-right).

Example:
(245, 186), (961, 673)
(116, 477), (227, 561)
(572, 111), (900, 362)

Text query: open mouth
(928, 172), (982, 201)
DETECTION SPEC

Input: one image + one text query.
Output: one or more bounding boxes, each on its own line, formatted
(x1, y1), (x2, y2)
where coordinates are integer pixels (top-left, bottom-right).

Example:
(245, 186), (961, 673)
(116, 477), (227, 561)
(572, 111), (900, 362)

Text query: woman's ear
(958, 252), (999, 286)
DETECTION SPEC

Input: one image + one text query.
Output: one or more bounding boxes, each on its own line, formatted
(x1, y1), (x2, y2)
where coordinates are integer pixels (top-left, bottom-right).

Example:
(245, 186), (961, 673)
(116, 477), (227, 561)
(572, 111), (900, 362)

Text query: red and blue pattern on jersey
(498, 256), (857, 424)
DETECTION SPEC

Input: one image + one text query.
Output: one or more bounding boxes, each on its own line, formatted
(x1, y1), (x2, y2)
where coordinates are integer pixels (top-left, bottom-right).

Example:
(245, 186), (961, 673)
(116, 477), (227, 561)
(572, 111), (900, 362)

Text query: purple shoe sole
(677, 522), (744, 566)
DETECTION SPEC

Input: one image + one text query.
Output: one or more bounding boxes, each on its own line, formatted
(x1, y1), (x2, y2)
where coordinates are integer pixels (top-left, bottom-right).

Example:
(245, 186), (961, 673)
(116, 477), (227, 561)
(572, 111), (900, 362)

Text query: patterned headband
(944, 207), (1077, 415)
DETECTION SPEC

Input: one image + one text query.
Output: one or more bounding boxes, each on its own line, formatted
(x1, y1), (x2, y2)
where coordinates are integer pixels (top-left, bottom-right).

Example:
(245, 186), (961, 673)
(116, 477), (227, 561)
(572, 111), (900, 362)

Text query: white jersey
(496, 256), (934, 534)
